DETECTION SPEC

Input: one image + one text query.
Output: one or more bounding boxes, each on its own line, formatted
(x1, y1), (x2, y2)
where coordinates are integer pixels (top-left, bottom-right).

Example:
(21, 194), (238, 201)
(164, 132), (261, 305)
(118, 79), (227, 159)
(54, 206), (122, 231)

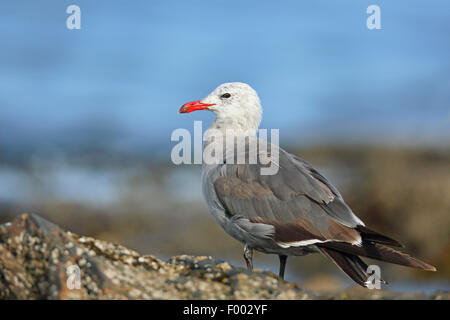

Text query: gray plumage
(180, 82), (436, 287)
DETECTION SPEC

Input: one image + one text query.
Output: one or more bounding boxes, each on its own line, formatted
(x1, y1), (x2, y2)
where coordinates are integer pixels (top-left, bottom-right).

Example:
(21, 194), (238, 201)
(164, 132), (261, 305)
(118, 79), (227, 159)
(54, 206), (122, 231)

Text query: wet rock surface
(0, 214), (447, 300)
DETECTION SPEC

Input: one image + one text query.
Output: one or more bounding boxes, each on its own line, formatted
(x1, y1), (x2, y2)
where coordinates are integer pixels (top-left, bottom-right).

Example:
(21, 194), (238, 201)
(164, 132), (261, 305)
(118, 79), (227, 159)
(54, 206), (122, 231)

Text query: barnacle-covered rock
(0, 214), (447, 300)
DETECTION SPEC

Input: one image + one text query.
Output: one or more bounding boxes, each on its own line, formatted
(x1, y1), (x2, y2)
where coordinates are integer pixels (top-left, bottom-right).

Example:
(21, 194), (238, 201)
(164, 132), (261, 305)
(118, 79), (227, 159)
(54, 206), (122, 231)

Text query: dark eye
(220, 93), (231, 99)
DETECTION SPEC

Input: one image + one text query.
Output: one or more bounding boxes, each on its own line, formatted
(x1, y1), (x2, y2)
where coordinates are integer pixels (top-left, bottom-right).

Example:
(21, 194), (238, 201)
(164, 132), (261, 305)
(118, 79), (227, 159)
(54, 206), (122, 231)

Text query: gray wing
(289, 154), (365, 227)
(211, 144), (365, 247)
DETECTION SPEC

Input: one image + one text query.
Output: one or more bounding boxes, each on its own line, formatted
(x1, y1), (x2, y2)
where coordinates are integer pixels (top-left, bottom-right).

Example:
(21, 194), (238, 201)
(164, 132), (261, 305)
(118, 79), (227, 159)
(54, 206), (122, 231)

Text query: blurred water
(0, 0), (449, 158)
(389, 280), (450, 294)
(0, 162), (203, 208)
(0, 165), (125, 206)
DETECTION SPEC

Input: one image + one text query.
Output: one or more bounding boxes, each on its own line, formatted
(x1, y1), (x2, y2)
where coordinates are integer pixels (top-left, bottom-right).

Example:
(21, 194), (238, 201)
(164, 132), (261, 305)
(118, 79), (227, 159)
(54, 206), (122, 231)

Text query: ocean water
(0, 0), (449, 155)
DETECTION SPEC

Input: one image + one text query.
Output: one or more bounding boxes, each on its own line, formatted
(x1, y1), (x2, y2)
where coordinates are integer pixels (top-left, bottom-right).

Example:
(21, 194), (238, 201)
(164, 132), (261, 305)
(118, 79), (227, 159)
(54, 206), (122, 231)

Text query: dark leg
(279, 255), (288, 279)
(243, 244), (253, 271)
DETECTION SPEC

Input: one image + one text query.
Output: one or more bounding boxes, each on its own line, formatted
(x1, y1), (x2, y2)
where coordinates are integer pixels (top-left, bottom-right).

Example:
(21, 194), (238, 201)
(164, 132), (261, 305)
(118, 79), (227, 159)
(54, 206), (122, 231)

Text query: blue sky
(0, 0), (448, 154)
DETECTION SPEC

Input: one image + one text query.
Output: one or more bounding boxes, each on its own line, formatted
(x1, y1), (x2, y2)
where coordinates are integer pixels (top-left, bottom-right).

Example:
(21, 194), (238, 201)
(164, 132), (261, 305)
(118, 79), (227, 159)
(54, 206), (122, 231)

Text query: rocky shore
(0, 214), (447, 300)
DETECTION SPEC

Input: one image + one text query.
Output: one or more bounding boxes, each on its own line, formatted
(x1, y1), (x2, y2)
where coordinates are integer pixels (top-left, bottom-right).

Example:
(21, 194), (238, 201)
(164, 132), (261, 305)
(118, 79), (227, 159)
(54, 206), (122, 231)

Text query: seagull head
(179, 82), (262, 132)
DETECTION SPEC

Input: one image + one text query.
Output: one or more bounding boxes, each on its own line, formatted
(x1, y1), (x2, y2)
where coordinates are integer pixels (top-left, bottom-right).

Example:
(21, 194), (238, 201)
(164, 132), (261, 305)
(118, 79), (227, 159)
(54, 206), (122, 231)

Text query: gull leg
(278, 255), (288, 279)
(243, 244), (253, 271)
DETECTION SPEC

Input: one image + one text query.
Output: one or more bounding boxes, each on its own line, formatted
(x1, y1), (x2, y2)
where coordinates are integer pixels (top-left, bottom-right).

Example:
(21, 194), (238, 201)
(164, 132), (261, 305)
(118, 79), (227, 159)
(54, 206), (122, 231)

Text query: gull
(179, 82), (436, 287)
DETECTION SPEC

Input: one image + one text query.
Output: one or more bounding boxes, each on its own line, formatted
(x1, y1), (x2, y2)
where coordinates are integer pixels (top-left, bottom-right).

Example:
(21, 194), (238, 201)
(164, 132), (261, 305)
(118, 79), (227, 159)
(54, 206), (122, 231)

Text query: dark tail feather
(319, 241), (437, 271)
(318, 247), (387, 287)
(356, 225), (403, 247)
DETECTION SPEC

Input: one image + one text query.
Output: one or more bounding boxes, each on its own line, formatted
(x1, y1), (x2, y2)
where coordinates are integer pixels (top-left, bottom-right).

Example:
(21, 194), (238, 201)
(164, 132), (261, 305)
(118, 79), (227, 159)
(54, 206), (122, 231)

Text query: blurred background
(0, 0), (448, 293)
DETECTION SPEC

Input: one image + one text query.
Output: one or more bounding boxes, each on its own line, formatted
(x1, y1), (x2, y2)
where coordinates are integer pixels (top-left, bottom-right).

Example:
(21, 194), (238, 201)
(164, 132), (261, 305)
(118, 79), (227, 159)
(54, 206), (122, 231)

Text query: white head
(179, 82), (262, 134)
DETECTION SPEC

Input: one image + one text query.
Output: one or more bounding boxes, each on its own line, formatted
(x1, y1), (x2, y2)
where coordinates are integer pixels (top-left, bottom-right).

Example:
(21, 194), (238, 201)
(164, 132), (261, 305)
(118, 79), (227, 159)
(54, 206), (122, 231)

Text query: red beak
(179, 100), (215, 114)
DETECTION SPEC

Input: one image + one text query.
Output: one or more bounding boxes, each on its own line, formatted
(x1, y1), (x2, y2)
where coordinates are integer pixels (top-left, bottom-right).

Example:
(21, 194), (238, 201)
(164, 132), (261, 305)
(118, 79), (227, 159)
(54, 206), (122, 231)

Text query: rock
(0, 214), (447, 300)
